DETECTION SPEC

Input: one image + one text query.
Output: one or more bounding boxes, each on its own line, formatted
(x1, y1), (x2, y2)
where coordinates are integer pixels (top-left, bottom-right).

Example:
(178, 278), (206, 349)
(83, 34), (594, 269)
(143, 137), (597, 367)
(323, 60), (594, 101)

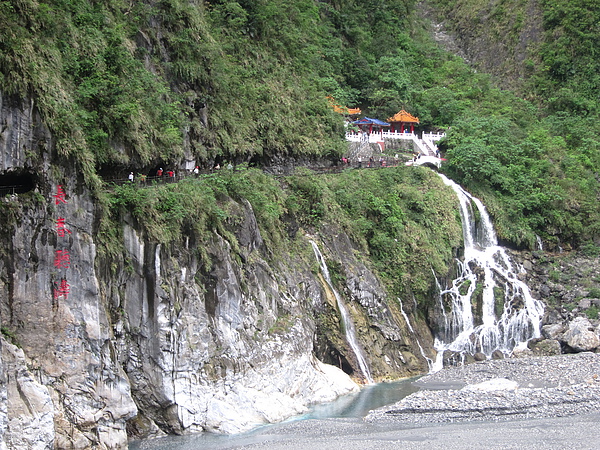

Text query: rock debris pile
(366, 353), (600, 425)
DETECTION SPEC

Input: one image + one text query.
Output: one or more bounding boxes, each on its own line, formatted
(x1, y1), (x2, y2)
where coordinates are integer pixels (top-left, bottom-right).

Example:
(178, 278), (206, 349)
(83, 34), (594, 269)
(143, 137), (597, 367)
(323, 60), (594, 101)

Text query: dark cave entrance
(0, 170), (37, 196)
(314, 341), (355, 377)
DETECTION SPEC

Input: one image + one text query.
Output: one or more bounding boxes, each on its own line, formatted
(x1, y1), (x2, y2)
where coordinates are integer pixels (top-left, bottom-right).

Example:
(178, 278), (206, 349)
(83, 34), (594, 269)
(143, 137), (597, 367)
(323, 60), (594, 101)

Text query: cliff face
(423, 0), (543, 91)
(0, 93), (138, 448)
(0, 93), (433, 448)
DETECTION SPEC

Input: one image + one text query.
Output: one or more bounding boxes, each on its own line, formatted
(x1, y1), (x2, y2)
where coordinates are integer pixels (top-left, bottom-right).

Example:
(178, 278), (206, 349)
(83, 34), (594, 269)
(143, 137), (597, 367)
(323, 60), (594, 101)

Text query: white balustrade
(346, 131), (445, 142)
(422, 132), (446, 141)
(345, 131), (446, 157)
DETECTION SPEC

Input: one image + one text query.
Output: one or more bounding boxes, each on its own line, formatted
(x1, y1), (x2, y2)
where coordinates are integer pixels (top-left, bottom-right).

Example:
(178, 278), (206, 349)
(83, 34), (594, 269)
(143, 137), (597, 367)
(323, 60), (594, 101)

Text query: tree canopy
(1, 0), (599, 249)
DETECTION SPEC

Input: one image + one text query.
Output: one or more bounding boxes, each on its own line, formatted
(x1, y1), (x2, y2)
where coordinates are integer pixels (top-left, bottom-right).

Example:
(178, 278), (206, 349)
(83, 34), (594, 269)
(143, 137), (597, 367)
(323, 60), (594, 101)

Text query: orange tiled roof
(327, 96), (361, 115)
(387, 110), (419, 123)
(332, 104), (347, 114)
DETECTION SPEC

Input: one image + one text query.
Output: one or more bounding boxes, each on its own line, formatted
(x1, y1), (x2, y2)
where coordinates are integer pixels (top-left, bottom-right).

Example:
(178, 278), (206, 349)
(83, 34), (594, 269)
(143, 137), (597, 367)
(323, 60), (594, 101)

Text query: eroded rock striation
(0, 92), (433, 448)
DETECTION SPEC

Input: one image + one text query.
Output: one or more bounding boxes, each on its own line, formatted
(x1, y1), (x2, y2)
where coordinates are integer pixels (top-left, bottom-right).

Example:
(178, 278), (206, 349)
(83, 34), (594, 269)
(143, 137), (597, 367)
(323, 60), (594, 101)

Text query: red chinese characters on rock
(53, 278), (70, 300)
(53, 185), (71, 300)
(53, 185), (67, 205)
(53, 250), (70, 269)
(56, 217), (71, 237)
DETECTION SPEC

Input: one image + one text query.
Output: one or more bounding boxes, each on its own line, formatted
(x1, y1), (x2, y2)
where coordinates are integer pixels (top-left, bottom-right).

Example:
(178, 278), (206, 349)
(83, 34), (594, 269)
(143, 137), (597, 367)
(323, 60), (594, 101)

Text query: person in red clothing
(157, 168), (163, 177)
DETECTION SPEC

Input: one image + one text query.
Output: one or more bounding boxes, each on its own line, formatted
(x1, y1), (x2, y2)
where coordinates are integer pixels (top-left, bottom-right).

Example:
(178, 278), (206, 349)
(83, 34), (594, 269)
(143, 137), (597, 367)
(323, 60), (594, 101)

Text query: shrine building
(388, 110), (419, 134)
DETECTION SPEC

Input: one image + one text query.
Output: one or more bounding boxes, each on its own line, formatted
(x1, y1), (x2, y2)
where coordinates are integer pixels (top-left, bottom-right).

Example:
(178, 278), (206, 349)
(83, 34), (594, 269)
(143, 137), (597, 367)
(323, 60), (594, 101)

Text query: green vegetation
(321, 167), (463, 298)
(588, 288), (600, 299)
(458, 280), (471, 296)
(586, 305), (599, 320)
(494, 287), (505, 317)
(427, 0), (600, 249)
(1, 326), (19, 347)
(104, 166), (462, 303)
(2, 0), (600, 251)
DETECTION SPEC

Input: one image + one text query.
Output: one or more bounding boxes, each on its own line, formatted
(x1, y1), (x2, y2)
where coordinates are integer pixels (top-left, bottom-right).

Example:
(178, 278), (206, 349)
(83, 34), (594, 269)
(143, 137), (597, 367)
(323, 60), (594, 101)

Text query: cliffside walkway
(0, 136), (445, 195)
(0, 159), (441, 195)
(100, 160), (409, 187)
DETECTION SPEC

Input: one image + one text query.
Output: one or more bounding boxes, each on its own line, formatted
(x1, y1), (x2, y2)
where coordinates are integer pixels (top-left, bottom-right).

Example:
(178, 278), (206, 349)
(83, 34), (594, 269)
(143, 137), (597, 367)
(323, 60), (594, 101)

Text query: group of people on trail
(126, 168), (176, 183)
(125, 162), (234, 184)
(352, 155), (391, 169)
(156, 168), (176, 181)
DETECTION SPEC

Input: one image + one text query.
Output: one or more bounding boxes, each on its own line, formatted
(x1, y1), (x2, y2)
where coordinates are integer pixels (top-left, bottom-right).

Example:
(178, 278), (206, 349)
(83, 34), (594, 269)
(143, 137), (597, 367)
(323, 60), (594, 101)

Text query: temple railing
(345, 131), (446, 157)
(345, 131), (446, 142)
(422, 132), (446, 141)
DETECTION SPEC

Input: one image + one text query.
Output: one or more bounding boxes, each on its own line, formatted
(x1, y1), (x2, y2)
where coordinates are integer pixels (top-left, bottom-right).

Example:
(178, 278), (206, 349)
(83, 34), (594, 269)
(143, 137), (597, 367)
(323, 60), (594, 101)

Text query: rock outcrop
(514, 250), (600, 356)
(0, 92), (433, 447)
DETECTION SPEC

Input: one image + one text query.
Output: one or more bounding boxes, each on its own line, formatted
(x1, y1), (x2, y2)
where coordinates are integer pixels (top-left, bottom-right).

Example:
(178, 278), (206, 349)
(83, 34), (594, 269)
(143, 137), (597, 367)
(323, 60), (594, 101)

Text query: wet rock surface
(366, 353), (600, 425)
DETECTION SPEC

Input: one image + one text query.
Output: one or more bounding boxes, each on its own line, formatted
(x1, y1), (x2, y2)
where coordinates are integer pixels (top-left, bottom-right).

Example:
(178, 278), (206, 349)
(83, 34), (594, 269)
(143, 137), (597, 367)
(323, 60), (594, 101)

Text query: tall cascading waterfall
(433, 174), (545, 368)
(310, 240), (374, 383)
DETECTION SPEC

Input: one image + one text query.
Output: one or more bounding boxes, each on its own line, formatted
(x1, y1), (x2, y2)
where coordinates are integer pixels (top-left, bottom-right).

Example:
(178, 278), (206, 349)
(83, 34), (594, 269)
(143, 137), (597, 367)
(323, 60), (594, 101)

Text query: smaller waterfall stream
(435, 174), (545, 363)
(310, 241), (373, 383)
(398, 298), (435, 372)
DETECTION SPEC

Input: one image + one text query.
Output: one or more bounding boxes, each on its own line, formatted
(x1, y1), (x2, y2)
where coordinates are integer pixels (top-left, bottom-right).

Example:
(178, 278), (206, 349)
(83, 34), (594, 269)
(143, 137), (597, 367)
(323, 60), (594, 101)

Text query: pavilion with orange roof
(388, 110), (419, 134)
(327, 96), (362, 116)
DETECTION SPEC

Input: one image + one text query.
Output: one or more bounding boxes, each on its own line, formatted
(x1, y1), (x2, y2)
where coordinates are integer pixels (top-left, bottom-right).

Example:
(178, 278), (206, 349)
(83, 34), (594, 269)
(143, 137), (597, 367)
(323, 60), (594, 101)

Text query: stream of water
(129, 379), (419, 449)
(310, 240), (374, 384)
(434, 174), (545, 367)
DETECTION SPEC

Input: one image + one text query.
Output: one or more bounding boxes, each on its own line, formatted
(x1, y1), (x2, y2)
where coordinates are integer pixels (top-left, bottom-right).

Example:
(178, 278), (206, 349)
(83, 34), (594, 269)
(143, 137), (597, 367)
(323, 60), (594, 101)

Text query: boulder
(473, 352), (486, 362)
(563, 317), (600, 352)
(491, 350), (505, 360)
(542, 323), (566, 340)
(578, 298), (592, 310)
(512, 347), (534, 358)
(530, 339), (562, 356)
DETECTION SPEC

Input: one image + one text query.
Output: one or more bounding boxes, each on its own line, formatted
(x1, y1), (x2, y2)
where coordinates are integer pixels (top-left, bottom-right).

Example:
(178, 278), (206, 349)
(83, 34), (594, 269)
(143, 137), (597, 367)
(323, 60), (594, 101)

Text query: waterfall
(310, 240), (374, 383)
(434, 174), (544, 363)
(536, 235), (544, 251)
(398, 298), (435, 373)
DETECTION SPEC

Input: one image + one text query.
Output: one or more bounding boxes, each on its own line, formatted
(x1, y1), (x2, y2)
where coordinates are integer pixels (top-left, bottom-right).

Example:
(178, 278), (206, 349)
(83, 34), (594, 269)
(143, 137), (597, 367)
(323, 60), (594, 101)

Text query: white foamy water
(434, 174), (544, 364)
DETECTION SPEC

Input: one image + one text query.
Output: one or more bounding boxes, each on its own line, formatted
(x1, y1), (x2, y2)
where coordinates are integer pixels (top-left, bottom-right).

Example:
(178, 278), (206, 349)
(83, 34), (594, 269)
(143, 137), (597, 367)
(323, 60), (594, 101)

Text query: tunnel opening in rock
(315, 340), (355, 377)
(0, 170), (37, 196)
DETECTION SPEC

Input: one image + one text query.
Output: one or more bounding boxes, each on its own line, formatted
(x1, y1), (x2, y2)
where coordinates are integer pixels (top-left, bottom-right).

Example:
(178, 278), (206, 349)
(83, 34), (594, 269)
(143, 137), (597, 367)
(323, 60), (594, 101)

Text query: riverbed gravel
(365, 352), (600, 425)
(131, 353), (600, 449)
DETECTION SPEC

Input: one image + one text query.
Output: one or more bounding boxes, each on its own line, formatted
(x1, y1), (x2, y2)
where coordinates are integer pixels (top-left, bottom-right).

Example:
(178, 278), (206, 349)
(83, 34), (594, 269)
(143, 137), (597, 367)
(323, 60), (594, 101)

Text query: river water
(129, 378), (420, 449)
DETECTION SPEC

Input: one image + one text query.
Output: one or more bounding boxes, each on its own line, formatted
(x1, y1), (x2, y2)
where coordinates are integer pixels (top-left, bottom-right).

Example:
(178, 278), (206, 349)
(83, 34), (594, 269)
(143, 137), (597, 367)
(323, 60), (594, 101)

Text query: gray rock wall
(512, 250), (600, 356)
(0, 91), (137, 448)
(106, 198), (432, 437)
(0, 92), (433, 447)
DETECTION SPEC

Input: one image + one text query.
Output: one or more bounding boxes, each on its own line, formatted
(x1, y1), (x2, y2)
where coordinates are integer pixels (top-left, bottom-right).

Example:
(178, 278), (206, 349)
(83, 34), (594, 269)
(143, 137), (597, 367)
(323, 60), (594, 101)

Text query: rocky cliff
(514, 250), (600, 356)
(422, 0), (543, 91)
(0, 92), (434, 448)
